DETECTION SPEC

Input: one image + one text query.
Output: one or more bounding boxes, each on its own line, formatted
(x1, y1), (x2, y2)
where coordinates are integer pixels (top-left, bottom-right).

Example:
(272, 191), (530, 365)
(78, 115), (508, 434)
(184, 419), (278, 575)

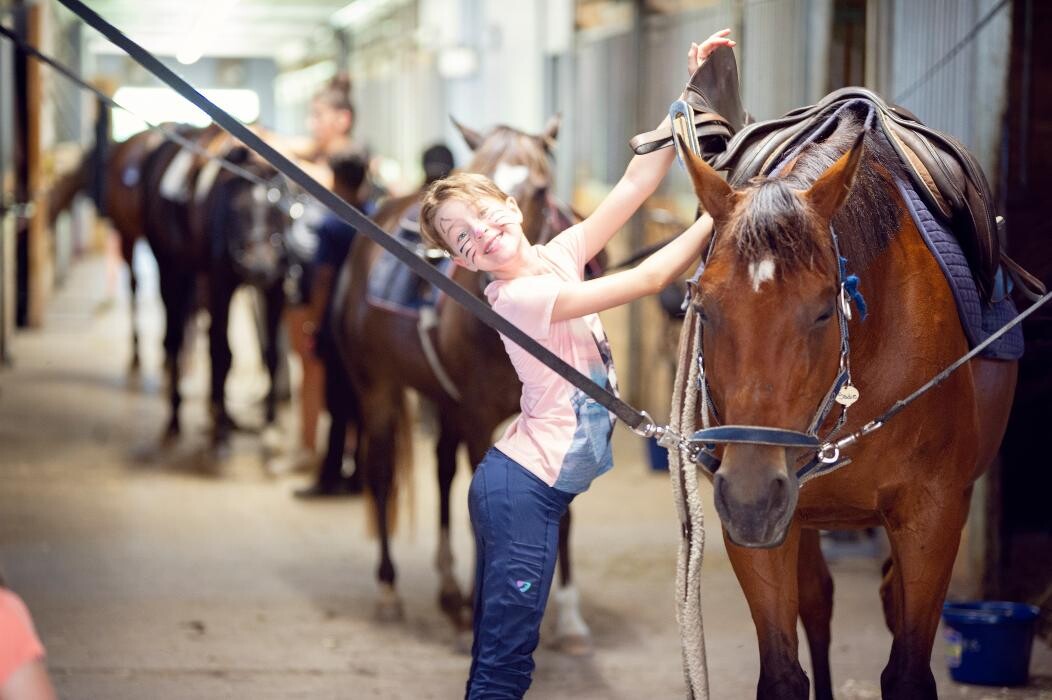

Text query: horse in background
(48, 128), (164, 374)
(673, 107), (1017, 699)
(139, 124), (290, 448)
(331, 116), (597, 653)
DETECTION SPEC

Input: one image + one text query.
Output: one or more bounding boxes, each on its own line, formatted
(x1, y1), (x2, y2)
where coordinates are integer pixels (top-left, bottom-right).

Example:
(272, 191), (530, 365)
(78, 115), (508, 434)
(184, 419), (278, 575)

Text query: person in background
(0, 573), (57, 700)
(422, 143), (455, 185)
(294, 148), (373, 497)
(270, 74), (359, 474)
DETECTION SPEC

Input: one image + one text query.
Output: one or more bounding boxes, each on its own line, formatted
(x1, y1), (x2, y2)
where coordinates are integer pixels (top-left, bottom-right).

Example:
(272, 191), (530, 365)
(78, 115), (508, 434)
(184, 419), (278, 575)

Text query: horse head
(452, 114), (564, 245)
(679, 126), (867, 548)
(212, 144), (292, 287)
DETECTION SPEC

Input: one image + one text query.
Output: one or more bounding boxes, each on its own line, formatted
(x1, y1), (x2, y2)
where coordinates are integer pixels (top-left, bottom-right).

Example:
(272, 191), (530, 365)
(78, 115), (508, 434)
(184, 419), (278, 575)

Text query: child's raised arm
(551, 213), (714, 322)
(576, 29), (734, 262)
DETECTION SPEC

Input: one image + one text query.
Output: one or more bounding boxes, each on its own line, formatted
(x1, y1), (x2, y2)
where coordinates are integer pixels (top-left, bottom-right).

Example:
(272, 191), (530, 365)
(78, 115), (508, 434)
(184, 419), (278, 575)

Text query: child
(418, 30), (734, 699)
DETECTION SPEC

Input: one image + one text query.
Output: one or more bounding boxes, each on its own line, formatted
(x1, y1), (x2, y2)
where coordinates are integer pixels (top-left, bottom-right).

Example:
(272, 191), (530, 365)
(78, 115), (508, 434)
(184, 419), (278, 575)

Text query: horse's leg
(260, 282), (284, 428)
(879, 555), (899, 637)
(880, 492), (970, 700)
(359, 384), (405, 621)
(726, 521), (810, 700)
(208, 271), (236, 448)
(121, 234), (140, 374)
(435, 419), (467, 624)
(797, 528), (834, 700)
(158, 270), (187, 443)
(551, 506), (592, 655)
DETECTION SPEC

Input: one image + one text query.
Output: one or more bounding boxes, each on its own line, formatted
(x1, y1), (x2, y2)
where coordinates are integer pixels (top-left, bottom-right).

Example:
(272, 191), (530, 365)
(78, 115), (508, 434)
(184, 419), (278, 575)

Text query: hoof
(439, 589), (466, 621)
(159, 425), (180, 450)
(552, 633), (594, 657)
(375, 587), (404, 622)
(454, 629), (473, 655)
(261, 424), (285, 452)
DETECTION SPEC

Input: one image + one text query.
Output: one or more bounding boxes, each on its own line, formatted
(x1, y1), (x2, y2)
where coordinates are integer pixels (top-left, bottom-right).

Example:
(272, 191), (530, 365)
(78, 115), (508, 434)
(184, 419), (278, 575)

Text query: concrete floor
(1, 251), (1049, 699)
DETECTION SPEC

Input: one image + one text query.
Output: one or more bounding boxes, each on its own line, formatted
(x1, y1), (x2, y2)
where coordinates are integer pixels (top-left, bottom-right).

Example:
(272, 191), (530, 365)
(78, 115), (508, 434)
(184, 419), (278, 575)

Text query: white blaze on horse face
(747, 257), (776, 293)
(493, 163), (529, 195)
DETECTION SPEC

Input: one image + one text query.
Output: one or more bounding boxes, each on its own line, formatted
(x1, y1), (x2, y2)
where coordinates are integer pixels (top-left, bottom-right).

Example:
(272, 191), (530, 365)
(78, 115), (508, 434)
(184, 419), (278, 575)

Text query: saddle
(631, 46), (1042, 303)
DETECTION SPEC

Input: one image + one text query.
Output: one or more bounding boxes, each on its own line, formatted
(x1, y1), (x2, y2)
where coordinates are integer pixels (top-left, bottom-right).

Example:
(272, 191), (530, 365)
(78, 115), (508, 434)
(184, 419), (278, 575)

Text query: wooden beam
(23, 0), (51, 327)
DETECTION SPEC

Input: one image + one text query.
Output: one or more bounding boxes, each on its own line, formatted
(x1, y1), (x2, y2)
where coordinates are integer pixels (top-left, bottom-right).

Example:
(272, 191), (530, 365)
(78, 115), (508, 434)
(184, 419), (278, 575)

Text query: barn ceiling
(74, 0), (377, 61)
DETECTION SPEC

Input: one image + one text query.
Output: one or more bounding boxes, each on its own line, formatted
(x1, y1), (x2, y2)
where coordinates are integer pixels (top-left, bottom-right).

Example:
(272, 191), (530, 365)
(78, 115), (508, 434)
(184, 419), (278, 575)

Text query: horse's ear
(541, 114), (561, 152)
(450, 116), (484, 151)
(805, 128), (866, 221)
(677, 133), (737, 222)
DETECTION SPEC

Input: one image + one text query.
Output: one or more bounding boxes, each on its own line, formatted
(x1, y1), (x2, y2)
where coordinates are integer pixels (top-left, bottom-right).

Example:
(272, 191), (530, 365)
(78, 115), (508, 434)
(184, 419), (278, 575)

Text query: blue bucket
(646, 436), (669, 471)
(942, 601), (1040, 686)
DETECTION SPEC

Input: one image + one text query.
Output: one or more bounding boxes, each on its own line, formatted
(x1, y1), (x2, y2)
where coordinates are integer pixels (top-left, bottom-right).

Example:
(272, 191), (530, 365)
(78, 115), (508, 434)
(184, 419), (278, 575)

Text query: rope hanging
(667, 307), (709, 699)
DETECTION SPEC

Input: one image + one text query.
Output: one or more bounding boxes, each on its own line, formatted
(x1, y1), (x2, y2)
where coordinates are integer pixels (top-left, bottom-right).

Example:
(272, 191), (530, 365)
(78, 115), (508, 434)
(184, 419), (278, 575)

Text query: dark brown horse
(674, 113), (1017, 698)
(332, 117), (596, 652)
(140, 124), (290, 446)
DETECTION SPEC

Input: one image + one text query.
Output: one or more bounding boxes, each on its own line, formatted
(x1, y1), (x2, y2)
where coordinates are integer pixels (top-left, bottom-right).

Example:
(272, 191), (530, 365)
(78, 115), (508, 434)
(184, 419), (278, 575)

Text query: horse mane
(731, 112), (903, 270)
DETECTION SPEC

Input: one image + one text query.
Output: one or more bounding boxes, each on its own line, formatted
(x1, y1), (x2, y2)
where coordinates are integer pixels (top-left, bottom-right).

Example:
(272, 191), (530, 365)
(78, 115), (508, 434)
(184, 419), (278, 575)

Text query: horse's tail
(363, 389), (416, 539)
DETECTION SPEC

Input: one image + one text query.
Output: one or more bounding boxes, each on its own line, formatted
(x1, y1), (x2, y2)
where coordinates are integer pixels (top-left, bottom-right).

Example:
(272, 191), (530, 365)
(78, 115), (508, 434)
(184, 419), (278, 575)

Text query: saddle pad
(897, 176), (1023, 360)
(159, 148), (194, 203)
(366, 208), (454, 317)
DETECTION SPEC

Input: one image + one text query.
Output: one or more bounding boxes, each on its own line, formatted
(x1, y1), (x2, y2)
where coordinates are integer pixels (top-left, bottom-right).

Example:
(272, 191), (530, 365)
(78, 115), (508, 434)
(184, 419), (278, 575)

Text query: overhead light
(331, 0), (387, 29)
(177, 0), (242, 65)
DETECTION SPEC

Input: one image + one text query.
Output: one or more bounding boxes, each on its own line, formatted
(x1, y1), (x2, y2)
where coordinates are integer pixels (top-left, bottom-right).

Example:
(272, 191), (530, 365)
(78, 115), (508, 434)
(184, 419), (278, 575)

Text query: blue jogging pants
(465, 448), (575, 699)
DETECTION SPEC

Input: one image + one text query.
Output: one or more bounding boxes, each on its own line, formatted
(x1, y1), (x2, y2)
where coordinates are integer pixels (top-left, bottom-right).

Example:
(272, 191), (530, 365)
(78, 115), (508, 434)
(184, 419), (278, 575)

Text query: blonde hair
(419, 172), (510, 254)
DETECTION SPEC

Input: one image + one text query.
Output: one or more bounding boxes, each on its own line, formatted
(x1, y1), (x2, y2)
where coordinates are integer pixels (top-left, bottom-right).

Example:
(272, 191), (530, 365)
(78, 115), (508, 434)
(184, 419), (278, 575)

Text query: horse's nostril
(769, 474), (789, 512)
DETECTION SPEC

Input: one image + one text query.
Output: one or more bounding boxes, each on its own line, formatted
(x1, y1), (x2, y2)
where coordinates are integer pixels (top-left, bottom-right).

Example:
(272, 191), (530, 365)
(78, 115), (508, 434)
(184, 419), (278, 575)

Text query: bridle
(669, 99), (865, 483)
(684, 226), (864, 482)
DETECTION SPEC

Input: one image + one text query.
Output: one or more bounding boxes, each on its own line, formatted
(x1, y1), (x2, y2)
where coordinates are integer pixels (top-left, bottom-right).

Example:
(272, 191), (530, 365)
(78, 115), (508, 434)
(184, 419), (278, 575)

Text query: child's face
(433, 196), (525, 272)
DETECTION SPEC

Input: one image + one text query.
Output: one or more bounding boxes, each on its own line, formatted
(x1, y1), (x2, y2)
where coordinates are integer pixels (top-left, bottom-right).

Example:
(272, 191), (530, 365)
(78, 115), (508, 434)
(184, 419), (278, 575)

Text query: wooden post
(24, 0), (50, 327)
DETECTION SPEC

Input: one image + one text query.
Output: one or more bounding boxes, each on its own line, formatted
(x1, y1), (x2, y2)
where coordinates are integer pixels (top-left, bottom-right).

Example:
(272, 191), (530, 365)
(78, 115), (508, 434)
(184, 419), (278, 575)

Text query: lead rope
(668, 308), (709, 699)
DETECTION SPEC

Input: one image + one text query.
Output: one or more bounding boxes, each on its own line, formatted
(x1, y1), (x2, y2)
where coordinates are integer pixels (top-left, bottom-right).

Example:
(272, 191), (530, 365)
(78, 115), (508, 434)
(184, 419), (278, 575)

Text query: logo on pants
(515, 580), (532, 593)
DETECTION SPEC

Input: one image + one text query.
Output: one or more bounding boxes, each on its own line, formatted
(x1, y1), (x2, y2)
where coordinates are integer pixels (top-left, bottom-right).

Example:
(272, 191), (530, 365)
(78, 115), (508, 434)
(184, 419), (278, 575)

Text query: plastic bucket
(942, 601), (1040, 686)
(646, 436), (669, 471)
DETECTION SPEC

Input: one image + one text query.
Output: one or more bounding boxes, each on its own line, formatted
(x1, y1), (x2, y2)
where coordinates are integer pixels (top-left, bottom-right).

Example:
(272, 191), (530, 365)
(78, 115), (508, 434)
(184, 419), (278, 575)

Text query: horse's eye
(694, 302), (708, 323)
(814, 307), (835, 324)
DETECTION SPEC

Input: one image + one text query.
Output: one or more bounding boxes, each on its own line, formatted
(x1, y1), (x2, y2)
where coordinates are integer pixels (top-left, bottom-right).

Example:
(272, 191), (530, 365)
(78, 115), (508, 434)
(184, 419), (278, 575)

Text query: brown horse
(674, 113), (1017, 698)
(332, 117), (596, 651)
(48, 128), (164, 373)
(140, 123), (290, 446)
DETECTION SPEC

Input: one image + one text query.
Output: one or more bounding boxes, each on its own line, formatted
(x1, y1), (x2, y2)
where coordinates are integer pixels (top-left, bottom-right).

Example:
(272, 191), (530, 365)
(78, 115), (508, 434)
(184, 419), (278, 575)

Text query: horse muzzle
(712, 444), (799, 548)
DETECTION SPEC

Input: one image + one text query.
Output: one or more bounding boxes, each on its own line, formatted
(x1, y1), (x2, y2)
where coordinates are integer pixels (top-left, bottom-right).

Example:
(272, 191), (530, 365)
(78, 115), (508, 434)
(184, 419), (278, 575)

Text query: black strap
(53, 0), (648, 429)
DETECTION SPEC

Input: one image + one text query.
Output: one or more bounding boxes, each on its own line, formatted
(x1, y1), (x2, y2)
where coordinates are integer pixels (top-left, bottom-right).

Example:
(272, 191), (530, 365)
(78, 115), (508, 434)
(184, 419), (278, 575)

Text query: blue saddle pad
(896, 175), (1023, 360)
(366, 205), (453, 317)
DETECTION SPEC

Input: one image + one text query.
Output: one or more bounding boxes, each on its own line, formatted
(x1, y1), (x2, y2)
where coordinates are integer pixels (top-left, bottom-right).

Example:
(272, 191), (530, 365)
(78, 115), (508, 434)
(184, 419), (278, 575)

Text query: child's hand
(687, 28), (736, 75)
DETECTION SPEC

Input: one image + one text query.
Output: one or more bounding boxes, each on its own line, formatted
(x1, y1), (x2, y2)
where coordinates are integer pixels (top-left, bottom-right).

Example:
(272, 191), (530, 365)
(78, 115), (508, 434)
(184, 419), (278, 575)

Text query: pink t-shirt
(484, 223), (618, 493)
(0, 589), (46, 687)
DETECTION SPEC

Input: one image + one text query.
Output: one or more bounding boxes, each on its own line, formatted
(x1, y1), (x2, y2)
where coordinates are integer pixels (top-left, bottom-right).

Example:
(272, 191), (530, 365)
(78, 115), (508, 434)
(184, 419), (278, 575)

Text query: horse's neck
(847, 201), (971, 407)
(47, 153), (92, 225)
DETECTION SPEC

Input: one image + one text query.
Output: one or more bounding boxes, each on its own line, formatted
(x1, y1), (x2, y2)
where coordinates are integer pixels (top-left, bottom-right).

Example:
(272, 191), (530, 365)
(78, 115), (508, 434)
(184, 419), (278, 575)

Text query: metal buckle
(669, 99), (701, 168)
(630, 410), (660, 439)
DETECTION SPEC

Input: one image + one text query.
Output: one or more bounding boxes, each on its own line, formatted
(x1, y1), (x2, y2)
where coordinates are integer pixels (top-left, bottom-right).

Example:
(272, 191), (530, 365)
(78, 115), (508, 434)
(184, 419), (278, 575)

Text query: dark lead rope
(51, 0), (652, 432)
